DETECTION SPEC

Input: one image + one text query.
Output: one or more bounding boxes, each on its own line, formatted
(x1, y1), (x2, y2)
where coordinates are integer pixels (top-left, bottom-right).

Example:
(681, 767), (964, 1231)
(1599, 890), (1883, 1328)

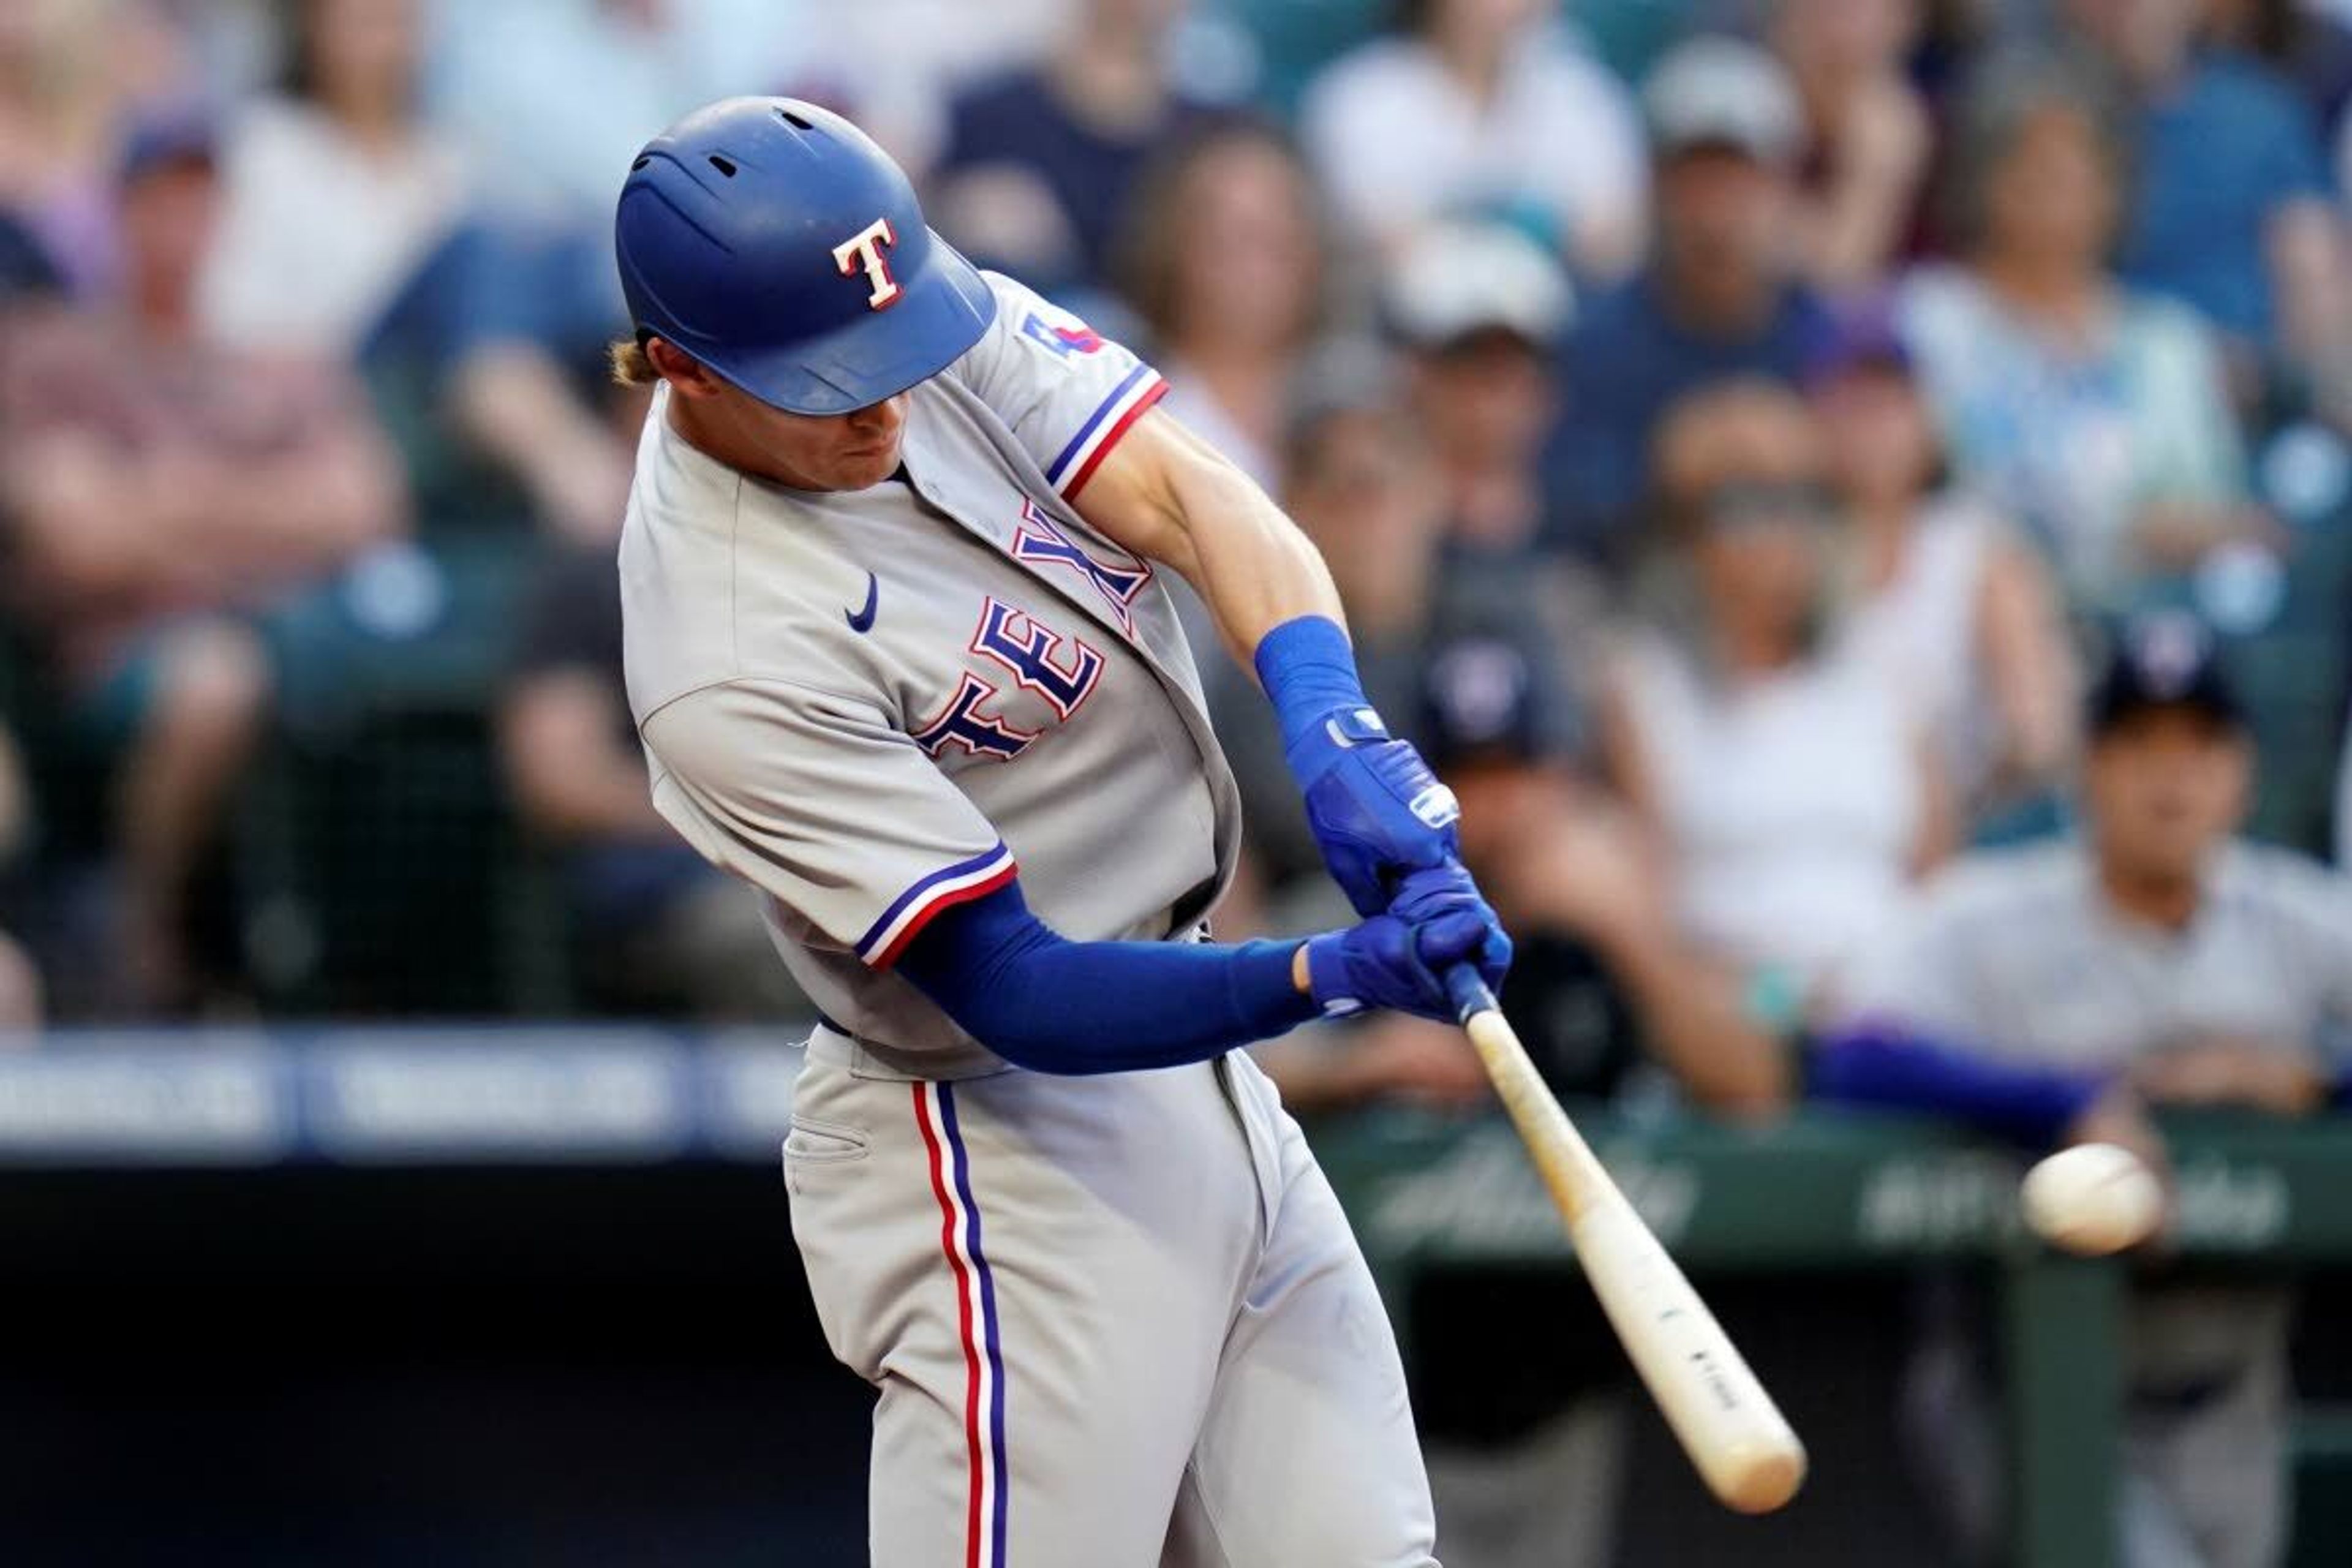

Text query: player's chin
(831, 437), (903, 490)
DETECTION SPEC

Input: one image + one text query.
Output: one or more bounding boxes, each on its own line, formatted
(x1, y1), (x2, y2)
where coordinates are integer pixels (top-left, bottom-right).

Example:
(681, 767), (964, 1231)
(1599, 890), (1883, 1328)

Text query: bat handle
(1444, 965), (1497, 1025)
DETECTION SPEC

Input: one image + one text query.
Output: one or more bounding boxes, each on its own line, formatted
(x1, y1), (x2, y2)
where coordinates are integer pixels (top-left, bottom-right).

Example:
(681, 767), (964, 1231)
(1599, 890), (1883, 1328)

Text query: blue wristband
(1254, 614), (1370, 753)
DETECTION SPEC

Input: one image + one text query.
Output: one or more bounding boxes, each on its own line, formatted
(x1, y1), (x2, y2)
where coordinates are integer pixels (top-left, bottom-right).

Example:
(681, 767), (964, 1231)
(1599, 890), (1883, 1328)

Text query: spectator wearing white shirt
(198, 0), (467, 358)
(1599, 378), (1950, 1029)
(1807, 302), (2078, 827)
(1298, 0), (1646, 281)
(1896, 49), (2264, 611)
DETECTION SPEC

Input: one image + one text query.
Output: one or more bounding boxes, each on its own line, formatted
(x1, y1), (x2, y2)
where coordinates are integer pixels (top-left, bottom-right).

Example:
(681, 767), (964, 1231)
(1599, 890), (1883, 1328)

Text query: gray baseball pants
(785, 1024), (1441, 1566)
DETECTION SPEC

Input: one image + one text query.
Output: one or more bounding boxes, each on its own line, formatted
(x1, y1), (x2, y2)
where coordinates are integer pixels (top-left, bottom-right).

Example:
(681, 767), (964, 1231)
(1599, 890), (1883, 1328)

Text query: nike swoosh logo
(845, 572), (878, 633)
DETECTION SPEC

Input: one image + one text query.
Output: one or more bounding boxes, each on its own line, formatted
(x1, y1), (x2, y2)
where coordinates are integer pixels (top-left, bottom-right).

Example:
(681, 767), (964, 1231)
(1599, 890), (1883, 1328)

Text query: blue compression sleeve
(895, 879), (1317, 1074)
(1810, 1025), (2109, 1146)
(1253, 614), (1368, 751)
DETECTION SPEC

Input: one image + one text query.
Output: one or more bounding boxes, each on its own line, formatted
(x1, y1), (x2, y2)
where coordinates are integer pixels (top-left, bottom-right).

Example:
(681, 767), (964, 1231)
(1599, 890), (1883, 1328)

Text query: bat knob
(1718, 1441), (1808, 1515)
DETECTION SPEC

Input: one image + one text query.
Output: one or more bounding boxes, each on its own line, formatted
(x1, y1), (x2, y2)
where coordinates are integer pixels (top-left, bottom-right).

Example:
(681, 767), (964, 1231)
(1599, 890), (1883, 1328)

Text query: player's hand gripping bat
(1444, 967), (1807, 1514)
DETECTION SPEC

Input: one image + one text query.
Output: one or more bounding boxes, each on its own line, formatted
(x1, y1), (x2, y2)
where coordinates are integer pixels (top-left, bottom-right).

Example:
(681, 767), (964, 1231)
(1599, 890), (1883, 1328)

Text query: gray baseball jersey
(1845, 837), (2352, 1568)
(619, 271), (1439, 1566)
(1842, 838), (2352, 1068)
(622, 271), (1241, 1063)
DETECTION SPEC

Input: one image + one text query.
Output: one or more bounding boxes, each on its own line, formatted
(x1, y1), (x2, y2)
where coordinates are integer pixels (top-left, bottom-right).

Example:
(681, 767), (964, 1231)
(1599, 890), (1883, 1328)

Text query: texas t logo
(832, 217), (903, 311)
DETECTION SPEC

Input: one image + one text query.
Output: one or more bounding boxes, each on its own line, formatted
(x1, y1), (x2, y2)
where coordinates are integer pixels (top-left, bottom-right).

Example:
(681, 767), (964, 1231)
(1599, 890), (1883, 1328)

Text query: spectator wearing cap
(1896, 48), (2265, 611)
(0, 110), (407, 1010)
(929, 0), (1221, 299)
(1114, 119), (1326, 494)
(2060, 0), (2348, 375)
(1599, 377), (1951, 1035)
(1768, 0), (1937, 295)
(1382, 220), (1572, 573)
(1539, 36), (1833, 563)
(1822, 614), (2352, 1568)
(1297, 0), (1647, 281)
(1808, 302), (2079, 832)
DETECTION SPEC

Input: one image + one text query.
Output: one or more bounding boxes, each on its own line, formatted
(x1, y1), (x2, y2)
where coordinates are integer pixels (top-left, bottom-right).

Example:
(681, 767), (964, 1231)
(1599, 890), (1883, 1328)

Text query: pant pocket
(783, 1113), (870, 1165)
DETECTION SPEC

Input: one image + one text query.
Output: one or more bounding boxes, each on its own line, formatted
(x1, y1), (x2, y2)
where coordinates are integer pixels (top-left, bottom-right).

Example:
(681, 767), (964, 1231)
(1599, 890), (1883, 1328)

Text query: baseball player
(610, 99), (1511, 1566)
(1823, 617), (2352, 1568)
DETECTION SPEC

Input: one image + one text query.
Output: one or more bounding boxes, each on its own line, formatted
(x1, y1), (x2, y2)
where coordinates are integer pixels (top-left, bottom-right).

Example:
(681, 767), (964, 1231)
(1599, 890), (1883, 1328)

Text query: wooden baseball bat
(1445, 967), (1807, 1515)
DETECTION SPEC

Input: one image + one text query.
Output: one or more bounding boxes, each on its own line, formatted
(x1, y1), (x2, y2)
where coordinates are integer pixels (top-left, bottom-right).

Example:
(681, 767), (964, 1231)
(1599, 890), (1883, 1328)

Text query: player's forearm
(1606, 935), (1790, 1117)
(1808, 1023), (2107, 1145)
(1164, 458), (1344, 674)
(1075, 412), (1342, 672)
(895, 880), (1318, 1074)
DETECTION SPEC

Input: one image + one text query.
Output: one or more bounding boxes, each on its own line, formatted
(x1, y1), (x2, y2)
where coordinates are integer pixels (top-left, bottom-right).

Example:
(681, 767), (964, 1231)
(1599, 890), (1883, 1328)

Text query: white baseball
(2020, 1142), (2165, 1256)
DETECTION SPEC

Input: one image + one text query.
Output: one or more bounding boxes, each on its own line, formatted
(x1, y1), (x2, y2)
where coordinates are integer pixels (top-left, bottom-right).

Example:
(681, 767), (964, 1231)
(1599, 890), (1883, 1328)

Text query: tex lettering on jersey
(1009, 500), (1151, 636)
(911, 597), (1105, 762)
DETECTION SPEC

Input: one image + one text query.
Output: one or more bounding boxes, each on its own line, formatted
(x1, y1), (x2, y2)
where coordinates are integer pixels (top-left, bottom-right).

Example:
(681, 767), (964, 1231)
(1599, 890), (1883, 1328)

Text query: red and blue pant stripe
(914, 1080), (1009, 1567)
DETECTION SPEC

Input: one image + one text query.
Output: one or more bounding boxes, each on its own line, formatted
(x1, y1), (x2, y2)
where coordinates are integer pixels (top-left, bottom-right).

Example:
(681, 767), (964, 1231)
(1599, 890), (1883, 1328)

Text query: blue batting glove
(1302, 865), (1511, 1021)
(1387, 862), (1512, 998)
(1294, 713), (1462, 917)
(1257, 616), (1460, 915)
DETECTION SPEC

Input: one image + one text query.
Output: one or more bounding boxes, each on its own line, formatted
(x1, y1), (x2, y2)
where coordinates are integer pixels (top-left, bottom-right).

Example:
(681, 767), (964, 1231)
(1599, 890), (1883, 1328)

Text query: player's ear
(645, 336), (722, 398)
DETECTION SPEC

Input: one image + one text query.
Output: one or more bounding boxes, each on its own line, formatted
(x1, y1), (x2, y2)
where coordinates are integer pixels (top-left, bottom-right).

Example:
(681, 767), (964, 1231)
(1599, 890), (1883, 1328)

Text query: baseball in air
(2020, 1142), (2165, 1255)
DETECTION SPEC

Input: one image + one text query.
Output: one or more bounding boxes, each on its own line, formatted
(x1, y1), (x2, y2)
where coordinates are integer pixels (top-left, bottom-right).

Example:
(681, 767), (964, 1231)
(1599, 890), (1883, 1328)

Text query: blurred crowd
(0, 1), (2348, 1561)
(0, 0), (2338, 1038)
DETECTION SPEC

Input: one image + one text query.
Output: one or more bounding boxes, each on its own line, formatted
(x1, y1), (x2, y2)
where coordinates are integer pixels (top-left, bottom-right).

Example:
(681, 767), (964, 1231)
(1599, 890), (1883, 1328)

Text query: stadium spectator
(1807, 303), (2079, 829)
(1897, 50), (2263, 611)
(929, 0), (1218, 300)
(1297, 0), (1646, 281)
(1114, 120), (1325, 492)
(424, 0), (830, 546)
(197, 0), (467, 358)
(1768, 0), (1936, 295)
(0, 112), (405, 1009)
(1259, 619), (1787, 1119)
(1540, 36), (1830, 563)
(427, 0), (821, 239)
(1826, 614), (2352, 1568)
(499, 545), (805, 1020)
(1599, 379), (1949, 1033)
(2062, 0), (2350, 371)
(1382, 219), (1574, 566)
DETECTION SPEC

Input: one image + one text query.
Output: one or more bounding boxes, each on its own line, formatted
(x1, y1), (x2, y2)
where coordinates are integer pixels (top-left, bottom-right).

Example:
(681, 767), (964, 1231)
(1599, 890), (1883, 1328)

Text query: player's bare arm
(1065, 406), (1344, 673)
(1072, 402), (1481, 918)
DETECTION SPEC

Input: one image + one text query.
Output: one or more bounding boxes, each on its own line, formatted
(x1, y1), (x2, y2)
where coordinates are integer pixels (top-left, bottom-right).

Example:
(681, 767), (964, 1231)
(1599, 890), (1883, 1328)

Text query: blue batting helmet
(614, 97), (996, 415)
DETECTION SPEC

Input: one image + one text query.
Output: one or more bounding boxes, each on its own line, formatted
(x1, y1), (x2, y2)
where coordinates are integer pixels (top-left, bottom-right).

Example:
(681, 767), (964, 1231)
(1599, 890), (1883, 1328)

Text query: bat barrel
(1446, 967), (1809, 1516)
